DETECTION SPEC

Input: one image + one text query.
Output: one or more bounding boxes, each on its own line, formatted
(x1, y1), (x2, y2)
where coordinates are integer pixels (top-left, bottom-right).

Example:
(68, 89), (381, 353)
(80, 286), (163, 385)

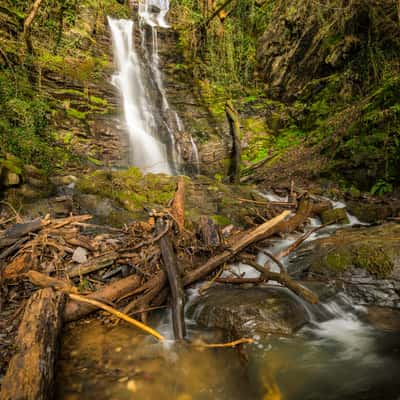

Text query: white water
(109, 1), (200, 174)
(108, 17), (172, 173)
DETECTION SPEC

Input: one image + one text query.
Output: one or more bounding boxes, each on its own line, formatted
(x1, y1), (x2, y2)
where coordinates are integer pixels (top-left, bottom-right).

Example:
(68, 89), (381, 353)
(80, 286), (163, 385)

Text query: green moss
(66, 108), (87, 120)
(87, 156), (103, 166)
(77, 168), (177, 213)
(322, 251), (352, 272)
(353, 245), (394, 278)
(89, 96), (108, 106)
(210, 215), (232, 226)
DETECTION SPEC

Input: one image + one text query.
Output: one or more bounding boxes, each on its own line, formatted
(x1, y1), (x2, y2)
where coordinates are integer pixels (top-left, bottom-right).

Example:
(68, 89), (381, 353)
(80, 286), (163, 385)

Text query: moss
(320, 208), (349, 225)
(77, 168), (177, 213)
(87, 156), (103, 166)
(210, 215), (232, 227)
(89, 96), (108, 106)
(353, 245), (394, 278)
(322, 251), (352, 273)
(314, 241), (395, 279)
(66, 108), (87, 120)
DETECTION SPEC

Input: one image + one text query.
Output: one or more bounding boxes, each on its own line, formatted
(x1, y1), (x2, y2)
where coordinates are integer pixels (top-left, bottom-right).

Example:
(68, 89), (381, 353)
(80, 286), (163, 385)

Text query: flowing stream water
(55, 4), (400, 400)
(56, 210), (400, 400)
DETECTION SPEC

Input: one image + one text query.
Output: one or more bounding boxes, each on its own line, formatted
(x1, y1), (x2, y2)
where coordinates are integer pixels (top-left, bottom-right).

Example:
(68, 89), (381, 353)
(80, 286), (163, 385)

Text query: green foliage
(0, 71), (63, 172)
(370, 179), (393, 196)
(172, 0), (273, 93)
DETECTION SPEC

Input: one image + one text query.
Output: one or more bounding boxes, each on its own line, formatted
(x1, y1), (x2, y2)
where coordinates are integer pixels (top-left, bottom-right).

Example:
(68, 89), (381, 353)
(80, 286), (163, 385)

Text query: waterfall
(108, 0), (200, 175)
(108, 17), (172, 174)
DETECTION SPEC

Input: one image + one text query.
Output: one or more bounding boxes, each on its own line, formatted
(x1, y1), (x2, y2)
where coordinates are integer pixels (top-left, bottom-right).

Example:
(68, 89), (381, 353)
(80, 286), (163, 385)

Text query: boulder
(320, 207), (349, 225)
(289, 223), (400, 308)
(188, 285), (308, 337)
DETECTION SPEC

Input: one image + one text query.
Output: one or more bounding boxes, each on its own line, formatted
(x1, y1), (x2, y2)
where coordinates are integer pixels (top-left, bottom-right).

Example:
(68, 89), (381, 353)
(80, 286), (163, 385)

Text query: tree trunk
(156, 218), (186, 340)
(0, 288), (66, 400)
(226, 100), (242, 184)
(24, 0), (43, 54)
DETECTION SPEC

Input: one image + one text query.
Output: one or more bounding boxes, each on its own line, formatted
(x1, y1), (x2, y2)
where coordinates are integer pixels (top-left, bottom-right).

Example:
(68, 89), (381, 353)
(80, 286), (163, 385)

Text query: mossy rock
(290, 223), (400, 280)
(346, 200), (394, 223)
(320, 207), (349, 225)
(77, 169), (277, 228)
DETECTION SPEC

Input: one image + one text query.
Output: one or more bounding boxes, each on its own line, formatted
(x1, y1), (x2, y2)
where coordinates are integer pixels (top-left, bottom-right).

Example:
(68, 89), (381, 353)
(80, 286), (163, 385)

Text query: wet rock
(189, 285), (308, 337)
(346, 200), (395, 223)
(50, 196), (73, 217)
(320, 207), (349, 225)
(74, 193), (137, 227)
(366, 306), (400, 332)
(289, 223), (400, 308)
(50, 175), (78, 186)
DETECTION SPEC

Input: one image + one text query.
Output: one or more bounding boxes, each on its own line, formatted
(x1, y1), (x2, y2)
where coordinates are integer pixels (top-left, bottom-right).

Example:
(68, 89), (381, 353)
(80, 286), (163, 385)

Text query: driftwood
(64, 274), (141, 321)
(0, 288), (65, 400)
(239, 255), (318, 304)
(2, 253), (32, 279)
(156, 218), (186, 340)
(124, 270), (167, 315)
(66, 251), (119, 278)
(226, 100), (242, 184)
(0, 218), (43, 249)
(26, 270), (75, 292)
(238, 198), (296, 208)
(184, 210), (291, 285)
(69, 293), (164, 341)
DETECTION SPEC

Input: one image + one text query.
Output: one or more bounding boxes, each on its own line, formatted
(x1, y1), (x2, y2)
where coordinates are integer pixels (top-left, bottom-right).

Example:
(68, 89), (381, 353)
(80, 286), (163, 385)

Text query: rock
(72, 247), (88, 264)
(366, 306), (400, 332)
(3, 171), (20, 186)
(188, 285), (308, 337)
(320, 207), (349, 225)
(50, 175), (78, 186)
(74, 193), (137, 227)
(50, 196), (73, 217)
(289, 223), (400, 308)
(346, 200), (395, 223)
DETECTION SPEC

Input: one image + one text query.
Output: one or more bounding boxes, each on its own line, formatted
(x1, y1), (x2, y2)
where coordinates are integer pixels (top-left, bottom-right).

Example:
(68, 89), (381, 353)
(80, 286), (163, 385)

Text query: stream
(56, 3), (400, 400)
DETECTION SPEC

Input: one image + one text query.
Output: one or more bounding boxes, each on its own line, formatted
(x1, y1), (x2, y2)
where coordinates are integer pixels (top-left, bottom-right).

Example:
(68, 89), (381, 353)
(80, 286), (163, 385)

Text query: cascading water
(108, 0), (200, 175)
(108, 17), (172, 174)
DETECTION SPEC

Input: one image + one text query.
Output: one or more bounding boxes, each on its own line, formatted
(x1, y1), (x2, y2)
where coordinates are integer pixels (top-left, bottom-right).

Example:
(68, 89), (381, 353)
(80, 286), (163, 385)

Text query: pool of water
(56, 309), (400, 400)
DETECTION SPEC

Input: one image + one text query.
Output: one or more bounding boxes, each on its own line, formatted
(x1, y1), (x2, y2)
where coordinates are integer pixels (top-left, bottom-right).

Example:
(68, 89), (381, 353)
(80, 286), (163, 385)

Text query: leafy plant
(370, 179), (393, 195)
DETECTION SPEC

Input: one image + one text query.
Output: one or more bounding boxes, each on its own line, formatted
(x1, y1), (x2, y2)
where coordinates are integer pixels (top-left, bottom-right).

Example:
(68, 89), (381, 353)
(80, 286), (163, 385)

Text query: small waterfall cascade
(108, 0), (200, 174)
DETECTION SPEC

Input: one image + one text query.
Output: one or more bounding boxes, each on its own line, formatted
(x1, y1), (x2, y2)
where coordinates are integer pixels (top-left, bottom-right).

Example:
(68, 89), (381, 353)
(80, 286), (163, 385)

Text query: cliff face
(256, 0), (400, 189)
(0, 0), (131, 184)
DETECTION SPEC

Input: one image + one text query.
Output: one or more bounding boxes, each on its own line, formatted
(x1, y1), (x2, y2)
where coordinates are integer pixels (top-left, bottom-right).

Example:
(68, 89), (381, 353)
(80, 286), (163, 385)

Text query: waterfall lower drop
(108, 0), (198, 174)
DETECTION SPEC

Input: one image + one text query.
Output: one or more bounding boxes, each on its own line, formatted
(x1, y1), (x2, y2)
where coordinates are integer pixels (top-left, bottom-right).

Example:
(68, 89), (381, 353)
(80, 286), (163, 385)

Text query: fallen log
(239, 256), (318, 304)
(123, 270), (167, 315)
(183, 210), (291, 286)
(66, 251), (119, 278)
(156, 218), (186, 340)
(26, 270), (75, 292)
(0, 288), (66, 400)
(64, 273), (141, 321)
(184, 197), (313, 286)
(0, 218), (43, 249)
(68, 293), (164, 341)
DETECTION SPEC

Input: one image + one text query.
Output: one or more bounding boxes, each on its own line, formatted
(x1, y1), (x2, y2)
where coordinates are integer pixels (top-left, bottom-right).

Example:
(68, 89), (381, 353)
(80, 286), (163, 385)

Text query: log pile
(0, 182), (331, 398)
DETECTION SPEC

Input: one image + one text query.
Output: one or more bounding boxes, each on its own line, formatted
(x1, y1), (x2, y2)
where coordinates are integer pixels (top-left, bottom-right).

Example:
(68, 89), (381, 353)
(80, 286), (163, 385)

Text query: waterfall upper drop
(108, 5), (174, 174)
